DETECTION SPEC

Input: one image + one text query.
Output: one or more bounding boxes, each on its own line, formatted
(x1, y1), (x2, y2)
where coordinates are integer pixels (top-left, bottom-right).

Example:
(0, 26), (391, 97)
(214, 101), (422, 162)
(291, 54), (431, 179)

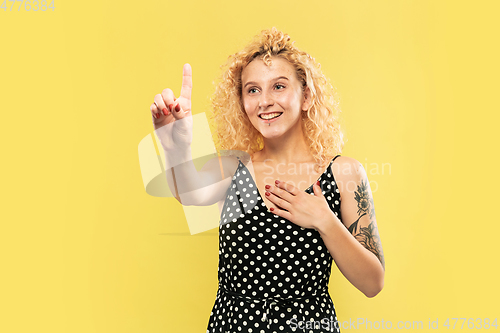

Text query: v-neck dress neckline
(240, 157), (339, 212)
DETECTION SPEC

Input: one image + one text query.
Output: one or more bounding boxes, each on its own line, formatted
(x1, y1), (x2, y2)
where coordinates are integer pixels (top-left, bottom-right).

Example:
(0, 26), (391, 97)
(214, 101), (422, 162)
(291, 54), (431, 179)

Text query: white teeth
(260, 112), (282, 120)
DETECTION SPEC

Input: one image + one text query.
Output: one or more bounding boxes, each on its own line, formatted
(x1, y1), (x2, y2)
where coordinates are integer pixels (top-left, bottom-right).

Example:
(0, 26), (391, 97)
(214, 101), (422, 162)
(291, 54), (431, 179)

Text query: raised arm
(149, 64), (239, 206)
(315, 156), (385, 297)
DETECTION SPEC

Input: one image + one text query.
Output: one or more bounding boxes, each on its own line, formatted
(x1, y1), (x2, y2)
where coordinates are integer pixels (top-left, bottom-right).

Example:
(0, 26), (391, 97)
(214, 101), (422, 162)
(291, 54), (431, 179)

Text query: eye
(248, 87), (259, 94)
(275, 83), (286, 90)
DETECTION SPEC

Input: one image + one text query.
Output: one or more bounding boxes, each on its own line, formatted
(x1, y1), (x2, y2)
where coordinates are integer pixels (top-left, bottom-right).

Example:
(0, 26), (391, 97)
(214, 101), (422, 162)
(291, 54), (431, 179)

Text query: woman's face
(241, 56), (310, 140)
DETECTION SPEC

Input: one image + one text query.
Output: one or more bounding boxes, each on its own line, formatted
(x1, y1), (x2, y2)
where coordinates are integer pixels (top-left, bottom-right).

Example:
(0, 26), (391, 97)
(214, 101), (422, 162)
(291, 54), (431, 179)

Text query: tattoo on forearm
(348, 178), (385, 269)
(354, 224), (385, 269)
(347, 213), (364, 235)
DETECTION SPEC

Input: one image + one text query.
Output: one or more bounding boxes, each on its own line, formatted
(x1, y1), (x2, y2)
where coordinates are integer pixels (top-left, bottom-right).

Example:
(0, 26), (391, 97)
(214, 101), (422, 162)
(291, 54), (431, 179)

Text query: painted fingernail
(175, 104), (181, 112)
(275, 180), (280, 184)
(265, 185), (271, 190)
(162, 108), (168, 116)
(169, 104), (174, 112)
(316, 181), (320, 186)
(155, 113), (160, 119)
(265, 192), (270, 196)
(270, 207), (274, 212)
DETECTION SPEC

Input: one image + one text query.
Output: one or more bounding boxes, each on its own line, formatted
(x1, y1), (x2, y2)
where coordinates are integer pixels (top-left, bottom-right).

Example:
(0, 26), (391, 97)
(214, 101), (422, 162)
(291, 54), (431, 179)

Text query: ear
(301, 86), (312, 111)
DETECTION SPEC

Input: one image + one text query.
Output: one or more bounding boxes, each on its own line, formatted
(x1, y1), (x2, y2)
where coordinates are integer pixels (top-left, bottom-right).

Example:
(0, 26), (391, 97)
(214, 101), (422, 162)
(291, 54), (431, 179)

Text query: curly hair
(208, 27), (345, 172)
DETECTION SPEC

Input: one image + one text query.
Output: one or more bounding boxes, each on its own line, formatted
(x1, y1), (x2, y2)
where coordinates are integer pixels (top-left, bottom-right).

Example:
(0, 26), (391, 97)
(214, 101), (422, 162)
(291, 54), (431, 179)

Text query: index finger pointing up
(180, 63), (192, 101)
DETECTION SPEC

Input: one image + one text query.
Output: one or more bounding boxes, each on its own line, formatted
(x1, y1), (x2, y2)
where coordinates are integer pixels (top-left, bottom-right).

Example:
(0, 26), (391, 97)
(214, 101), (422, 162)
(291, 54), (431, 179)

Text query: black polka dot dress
(206, 155), (342, 333)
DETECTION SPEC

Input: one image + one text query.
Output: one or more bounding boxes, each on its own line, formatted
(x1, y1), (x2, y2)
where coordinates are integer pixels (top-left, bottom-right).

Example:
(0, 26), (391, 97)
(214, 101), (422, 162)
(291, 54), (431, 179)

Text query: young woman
(150, 28), (385, 333)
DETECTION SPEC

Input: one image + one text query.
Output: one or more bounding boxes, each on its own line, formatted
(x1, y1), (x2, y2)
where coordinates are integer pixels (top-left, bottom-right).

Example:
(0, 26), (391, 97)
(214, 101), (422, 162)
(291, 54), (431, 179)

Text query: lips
(258, 112), (283, 120)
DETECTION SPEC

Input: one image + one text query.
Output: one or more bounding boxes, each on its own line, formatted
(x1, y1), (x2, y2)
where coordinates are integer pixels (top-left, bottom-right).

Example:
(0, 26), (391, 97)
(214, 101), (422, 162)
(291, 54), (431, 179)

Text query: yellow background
(1, 0), (499, 332)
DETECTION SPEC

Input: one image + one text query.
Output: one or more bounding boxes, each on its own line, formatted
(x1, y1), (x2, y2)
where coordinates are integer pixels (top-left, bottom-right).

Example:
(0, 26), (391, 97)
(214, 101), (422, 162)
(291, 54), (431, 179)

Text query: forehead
(241, 57), (297, 82)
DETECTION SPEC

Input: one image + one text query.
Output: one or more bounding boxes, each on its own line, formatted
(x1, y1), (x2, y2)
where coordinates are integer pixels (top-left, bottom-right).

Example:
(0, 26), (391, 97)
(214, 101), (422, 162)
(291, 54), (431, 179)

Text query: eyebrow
(243, 76), (289, 88)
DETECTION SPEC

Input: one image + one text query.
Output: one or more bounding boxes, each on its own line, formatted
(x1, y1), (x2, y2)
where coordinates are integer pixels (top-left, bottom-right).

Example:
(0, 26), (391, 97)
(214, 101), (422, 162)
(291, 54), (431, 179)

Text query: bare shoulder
(330, 155), (361, 173)
(330, 156), (366, 198)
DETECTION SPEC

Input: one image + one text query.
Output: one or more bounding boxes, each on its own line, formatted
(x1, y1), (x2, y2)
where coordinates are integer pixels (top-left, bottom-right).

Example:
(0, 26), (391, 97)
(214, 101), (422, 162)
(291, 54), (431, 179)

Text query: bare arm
(314, 156), (385, 297)
(150, 63), (239, 206)
(162, 147), (239, 206)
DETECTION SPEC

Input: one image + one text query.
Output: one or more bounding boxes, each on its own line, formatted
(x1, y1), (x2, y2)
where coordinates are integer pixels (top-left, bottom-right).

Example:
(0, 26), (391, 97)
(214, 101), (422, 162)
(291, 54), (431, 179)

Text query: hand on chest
(249, 161), (323, 210)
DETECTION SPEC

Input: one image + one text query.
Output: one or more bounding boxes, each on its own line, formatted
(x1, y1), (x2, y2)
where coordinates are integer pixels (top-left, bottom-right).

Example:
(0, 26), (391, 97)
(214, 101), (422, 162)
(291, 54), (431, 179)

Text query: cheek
(293, 91), (305, 109)
(242, 97), (255, 114)
(280, 91), (301, 109)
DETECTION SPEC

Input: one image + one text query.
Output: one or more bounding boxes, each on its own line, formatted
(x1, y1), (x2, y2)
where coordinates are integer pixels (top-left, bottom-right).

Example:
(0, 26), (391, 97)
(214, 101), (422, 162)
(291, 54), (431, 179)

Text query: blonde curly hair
(209, 27), (345, 172)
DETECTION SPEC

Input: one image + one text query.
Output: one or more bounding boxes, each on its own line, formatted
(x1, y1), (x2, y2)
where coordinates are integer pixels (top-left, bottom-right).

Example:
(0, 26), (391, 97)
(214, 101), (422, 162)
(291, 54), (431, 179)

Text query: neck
(253, 127), (314, 165)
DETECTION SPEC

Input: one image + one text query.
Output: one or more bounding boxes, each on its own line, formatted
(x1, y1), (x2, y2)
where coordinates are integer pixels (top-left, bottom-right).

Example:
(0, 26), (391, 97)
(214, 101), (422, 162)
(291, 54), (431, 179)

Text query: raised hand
(150, 64), (194, 150)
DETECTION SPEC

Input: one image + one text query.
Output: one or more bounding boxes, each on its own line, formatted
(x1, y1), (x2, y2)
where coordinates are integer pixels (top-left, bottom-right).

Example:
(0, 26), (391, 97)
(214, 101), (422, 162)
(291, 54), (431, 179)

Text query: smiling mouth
(258, 112), (283, 120)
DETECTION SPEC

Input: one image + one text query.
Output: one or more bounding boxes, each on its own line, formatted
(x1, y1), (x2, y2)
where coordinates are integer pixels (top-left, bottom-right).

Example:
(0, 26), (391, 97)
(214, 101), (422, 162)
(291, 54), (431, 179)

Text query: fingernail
(270, 207), (274, 212)
(265, 192), (270, 196)
(169, 104), (174, 112)
(162, 108), (168, 116)
(175, 104), (181, 112)
(155, 113), (160, 119)
(265, 185), (270, 190)
(275, 180), (280, 185)
(316, 181), (320, 186)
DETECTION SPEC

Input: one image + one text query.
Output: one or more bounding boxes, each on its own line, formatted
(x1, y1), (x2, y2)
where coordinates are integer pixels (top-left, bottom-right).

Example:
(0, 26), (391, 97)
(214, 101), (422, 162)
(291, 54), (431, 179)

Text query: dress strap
(332, 154), (341, 163)
(325, 154), (341, 170)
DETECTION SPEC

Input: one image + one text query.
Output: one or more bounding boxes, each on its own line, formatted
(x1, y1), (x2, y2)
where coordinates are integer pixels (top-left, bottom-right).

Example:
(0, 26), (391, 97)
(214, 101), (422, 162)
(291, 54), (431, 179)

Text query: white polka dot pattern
(207, 155), (342, 333)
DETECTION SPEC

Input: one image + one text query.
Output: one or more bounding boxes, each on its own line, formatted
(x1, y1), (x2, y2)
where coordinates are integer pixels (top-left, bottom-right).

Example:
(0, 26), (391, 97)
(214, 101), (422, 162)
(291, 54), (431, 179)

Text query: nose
(259, 91), (274, 110)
